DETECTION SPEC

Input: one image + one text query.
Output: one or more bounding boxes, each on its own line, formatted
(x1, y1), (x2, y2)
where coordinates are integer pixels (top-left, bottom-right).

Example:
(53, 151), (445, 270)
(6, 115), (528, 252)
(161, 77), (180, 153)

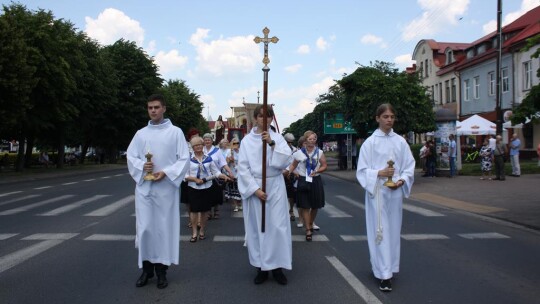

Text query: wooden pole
(254, 27), (279, 233)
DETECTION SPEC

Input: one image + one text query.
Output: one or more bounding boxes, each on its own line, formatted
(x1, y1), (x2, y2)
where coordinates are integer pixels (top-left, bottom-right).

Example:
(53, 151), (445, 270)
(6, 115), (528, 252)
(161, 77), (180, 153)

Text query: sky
(3, 0), (539, 131)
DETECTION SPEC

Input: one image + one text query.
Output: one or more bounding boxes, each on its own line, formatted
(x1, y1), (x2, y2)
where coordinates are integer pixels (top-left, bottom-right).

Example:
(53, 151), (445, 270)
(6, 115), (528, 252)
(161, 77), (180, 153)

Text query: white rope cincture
(375, 181), (383, 245)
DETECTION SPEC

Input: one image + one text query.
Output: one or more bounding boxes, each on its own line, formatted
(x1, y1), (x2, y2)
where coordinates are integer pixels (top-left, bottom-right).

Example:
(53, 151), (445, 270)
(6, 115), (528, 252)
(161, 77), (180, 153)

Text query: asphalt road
(0, 169), (539, 304)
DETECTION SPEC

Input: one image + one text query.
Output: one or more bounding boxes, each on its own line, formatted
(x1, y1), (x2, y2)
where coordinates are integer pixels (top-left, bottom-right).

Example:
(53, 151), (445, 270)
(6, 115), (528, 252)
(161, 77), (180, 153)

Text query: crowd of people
(126, 95), (420, 294)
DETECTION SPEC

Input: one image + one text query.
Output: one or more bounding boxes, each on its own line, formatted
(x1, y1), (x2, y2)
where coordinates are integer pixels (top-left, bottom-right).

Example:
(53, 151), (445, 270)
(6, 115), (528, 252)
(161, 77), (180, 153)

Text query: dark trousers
(143, 261), (168, 275)
(494, 155), (505, 180)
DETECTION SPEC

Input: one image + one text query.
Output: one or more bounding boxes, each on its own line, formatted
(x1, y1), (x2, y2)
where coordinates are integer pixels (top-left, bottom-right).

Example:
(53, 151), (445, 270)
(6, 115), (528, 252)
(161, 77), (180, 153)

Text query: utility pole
(495, 0), (503, 134)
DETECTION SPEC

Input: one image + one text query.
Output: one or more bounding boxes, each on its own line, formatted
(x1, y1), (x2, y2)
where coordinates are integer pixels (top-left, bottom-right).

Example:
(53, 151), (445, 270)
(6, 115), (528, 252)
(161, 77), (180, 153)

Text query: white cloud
(316, 37), (329, 51)
(361, 34), (388, 49)
(188, 28), (260, 77)
(297, 44), (310, 54)
(285, 64), (302, 73)
(482, 0), (539, 34)
(394, 54), (415, 69)
(361, 34), (383, 45)
(84, 8), (144, 46)
(401, 0), (470, 42)
(154, 49), (188, 76)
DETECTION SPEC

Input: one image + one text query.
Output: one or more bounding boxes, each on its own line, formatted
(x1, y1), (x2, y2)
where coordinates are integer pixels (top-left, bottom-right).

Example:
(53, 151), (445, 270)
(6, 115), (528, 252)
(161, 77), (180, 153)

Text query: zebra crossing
(0, 181), (513, 276)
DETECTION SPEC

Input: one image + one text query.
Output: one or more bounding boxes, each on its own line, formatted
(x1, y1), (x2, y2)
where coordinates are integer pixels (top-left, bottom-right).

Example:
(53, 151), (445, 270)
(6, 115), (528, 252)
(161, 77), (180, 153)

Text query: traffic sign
(324, 113), (356, 134)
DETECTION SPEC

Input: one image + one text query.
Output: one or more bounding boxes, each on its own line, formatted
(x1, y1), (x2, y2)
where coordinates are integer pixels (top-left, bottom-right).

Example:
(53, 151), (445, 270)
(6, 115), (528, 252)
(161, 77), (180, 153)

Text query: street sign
(324, 113), (356, 134)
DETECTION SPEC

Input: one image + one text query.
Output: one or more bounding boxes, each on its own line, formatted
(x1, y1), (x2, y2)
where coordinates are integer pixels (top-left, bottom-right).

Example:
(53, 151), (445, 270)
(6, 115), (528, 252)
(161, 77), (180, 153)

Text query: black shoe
(272, 268), (288, 285)
(135, 272), (154, 287)
(157, 273), (168, 289)
(379, 279), (392, 292)
(254, 269), (269, 284)
(493, 177), (500, 180)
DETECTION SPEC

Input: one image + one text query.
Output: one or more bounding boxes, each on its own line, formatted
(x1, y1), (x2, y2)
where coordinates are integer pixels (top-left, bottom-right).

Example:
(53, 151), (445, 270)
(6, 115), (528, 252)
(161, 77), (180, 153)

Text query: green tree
(97, 39), (163, 162)
(339, 61), (435, 138)
(512, 34), (540, 125)
(159, 80), (209, 135)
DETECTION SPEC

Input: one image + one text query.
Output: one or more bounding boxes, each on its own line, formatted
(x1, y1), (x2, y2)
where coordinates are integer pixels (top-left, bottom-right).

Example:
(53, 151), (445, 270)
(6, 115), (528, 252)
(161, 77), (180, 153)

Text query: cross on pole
(254, 27), (278, 233)
(254, 27), (279, 68)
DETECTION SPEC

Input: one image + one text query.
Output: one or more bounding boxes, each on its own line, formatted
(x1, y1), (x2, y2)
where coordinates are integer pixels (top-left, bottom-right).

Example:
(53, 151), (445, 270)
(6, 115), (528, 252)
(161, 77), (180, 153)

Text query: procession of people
(126, 94), (419, 293)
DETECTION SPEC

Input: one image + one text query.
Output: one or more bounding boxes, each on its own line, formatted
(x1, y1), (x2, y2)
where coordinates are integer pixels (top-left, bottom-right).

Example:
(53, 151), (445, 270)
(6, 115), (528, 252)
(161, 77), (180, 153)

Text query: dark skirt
(284, 174), (297, 199)
(296, 175), (325, 209)
(180, 181), (189, 205)
(186, 186), (214, 212)
(209, 180), (224, 206)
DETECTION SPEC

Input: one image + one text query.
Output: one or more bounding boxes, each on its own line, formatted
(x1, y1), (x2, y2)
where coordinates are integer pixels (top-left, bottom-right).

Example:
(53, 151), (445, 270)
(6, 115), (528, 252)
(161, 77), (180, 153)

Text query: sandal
(190, 236), (197, 243)
(187, 222), (192, 228)
(213, 212), (220, 219)
(305, 231), (312, 242)
(198, 234), (206, 240)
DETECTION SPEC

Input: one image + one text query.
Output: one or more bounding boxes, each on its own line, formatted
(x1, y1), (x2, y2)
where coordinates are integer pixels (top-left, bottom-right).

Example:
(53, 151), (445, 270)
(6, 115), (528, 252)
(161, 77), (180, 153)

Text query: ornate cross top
(254, 27), (279, 67)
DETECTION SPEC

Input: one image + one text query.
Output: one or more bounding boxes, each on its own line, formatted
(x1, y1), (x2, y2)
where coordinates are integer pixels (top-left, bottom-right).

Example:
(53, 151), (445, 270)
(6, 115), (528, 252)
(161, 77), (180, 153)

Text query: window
(439, 82), (443, 105)
(425, 59), (429, 77)
(451, 78), (456, 102)
(431, 85), (435, 103)
(464, 79), (470, 101)
(473, 76), (480, 99)
(524, 61), (532, 90)
(502, 68), (509, 93)
(434, 84), (439, 103)
(446, 50), (453, 64)
(420, 62), (424, 78)
(488, 71), (495, 95)
(445, 80), (450, 103)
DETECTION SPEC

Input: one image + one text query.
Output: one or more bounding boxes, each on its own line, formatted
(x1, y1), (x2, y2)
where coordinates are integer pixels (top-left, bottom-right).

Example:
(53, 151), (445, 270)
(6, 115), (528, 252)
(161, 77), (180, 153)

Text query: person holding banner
(237, 104), (292, 285)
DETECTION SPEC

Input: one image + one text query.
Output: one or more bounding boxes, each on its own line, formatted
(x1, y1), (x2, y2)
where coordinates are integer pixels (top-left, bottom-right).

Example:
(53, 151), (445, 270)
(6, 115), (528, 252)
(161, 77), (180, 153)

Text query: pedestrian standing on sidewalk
(356, 103), (415, 292)
(493, 135), (507, 181)
(479, 138), (493, 180)
(509, 133), (521, 177)
(448, 134), (457, 177)
(127, 94), (190, 289)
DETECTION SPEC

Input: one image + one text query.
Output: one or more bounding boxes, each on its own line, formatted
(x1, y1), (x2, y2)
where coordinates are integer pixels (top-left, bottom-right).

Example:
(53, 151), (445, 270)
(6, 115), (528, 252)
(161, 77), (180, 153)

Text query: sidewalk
(324, 167), (540, 232)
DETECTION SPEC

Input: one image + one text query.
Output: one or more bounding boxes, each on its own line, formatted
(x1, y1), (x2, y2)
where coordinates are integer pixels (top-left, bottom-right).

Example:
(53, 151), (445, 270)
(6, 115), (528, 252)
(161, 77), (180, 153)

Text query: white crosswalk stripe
(0, 240), (64, 274)
(0, 233), (19, 240)
(84, 195), (134, 216)
(38, 195), (110, 216)
(336, 195), (365, 209)
(0, 194), (41, 207)
(0, 195), (74, 215)
(458, 232), (510, 239)
(0, 191), (22, 198)
(322, 202), (353, 217)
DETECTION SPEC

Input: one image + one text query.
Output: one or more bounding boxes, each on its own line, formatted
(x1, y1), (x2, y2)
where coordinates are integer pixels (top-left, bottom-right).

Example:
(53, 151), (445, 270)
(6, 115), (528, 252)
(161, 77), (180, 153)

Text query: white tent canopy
(456, 114), (496, 135)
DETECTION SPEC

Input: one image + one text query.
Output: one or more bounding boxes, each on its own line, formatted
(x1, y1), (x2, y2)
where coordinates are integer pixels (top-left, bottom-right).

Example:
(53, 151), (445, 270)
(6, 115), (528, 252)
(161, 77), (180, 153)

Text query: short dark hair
(147, 94), (166, 107)
(375, 103), (395, 117)
(253, 104), (274, 118)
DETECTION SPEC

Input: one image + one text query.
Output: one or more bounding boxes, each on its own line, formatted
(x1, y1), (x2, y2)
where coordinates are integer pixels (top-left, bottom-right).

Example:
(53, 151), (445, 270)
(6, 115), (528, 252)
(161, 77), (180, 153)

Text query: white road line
(0, 233), (19, 240)
(84, 195), (134, 216)
(22, 233), (78, 240)
(458, 232), (510, 239)
(61, 182), (78, 185)
(38, 195), (110, 216)
(0, 194), (41, 207)
(34, 186), (52, 190)
(291, 234), (329, 242)
(326, 256), (382, 304)
(322, 202), (353, 218)
(85, 234), (135, 241)
(0, 240), (64, 274)
(231, 211), (244, 218)
(0, 191), (22, 197)
(402, 204), (445, 217)
(401, 234), (449, 240)
(0, 195), (74, 215)
(336, 195), (365, 210)
(341, 235), (368, 241)
(101, 176), (111, 179)
(114, 174), (124, 177)
(212, 235), (329, 242)
(214, 236), (245, 242)
(83, 179), (96, 182)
